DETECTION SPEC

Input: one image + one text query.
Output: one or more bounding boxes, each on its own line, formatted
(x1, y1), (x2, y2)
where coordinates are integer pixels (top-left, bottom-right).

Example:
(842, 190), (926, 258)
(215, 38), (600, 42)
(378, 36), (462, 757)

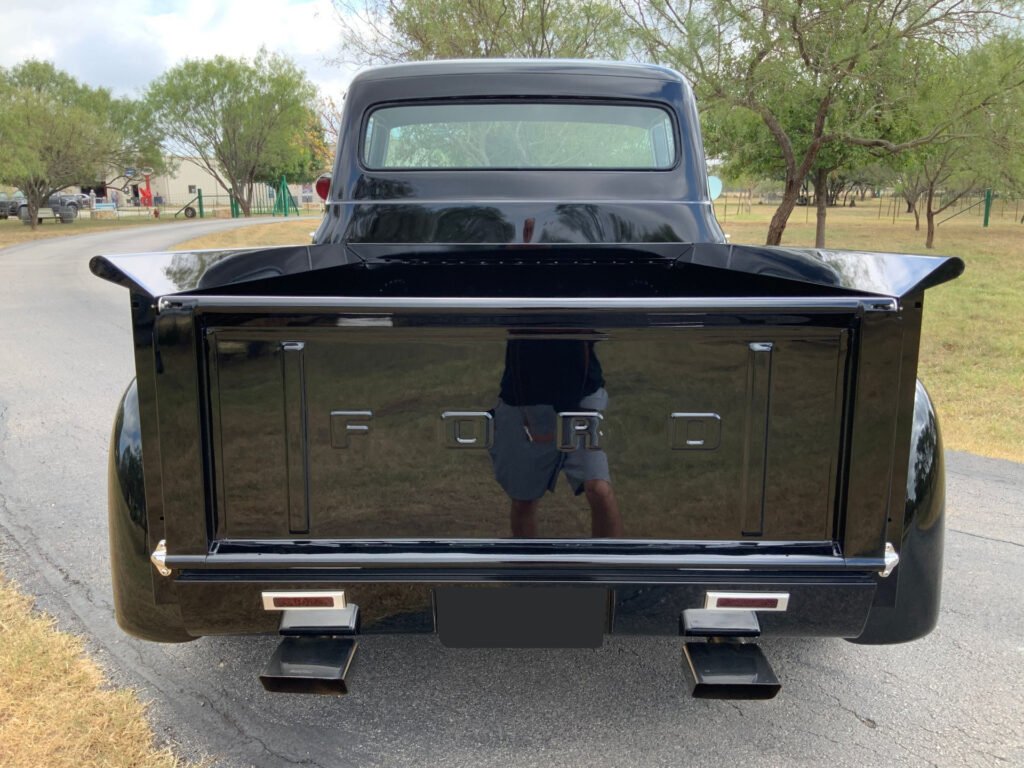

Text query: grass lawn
(175, 203), (1023, 462)
(170, 216), (320, 250)
(0, 578), (192, 767)
(717, 201), (1023, 463)
(0, 215), (186, 250)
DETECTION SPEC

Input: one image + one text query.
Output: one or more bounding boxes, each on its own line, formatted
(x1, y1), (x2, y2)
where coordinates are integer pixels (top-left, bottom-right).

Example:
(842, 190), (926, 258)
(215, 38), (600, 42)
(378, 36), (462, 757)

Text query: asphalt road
(0, 221), (1021, 768)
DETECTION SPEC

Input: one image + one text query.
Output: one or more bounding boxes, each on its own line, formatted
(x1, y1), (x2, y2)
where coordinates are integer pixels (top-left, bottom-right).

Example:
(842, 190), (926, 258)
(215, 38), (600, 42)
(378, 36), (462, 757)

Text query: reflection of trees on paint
(348, 204), (514, 243)
(911, 417), (937, 507)
(541, 204), (679, 243)
(906, 390), (939, 528)
(351, 178), (414, 200)
(163, 252), (233, 291)
(118, 445), (146, 529)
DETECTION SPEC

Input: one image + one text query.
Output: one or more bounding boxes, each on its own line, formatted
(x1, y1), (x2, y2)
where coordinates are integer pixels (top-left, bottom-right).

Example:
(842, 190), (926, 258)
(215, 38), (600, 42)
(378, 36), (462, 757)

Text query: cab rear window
(363, 102), (677, 170)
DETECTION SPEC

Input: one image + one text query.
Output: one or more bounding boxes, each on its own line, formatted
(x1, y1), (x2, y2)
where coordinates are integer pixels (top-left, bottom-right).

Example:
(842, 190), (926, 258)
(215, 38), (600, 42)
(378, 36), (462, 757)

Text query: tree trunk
(912, 205), (920, 231)
(813, 167), (828, 248)
(925, 185), (936, 249)
(766, 177), (802, 245)
(227, 179), (253, 217)
(237, 185), (252, 217)
(27, 201), (39, 231)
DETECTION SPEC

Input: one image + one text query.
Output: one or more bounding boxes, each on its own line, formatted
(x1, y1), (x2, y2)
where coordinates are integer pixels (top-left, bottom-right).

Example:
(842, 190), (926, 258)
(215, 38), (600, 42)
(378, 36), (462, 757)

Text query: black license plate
(435, 586), (609, 648)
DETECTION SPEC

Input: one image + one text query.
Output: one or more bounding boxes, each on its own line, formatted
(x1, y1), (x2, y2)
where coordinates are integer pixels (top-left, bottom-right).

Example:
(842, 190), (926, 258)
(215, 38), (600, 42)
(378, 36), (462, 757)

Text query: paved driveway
(0, 222), (1021, 767)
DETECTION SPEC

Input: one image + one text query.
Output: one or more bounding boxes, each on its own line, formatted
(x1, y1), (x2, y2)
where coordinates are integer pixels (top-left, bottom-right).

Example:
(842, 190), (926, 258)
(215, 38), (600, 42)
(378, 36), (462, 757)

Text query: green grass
(716, 200), (1024, 462)
(0, 214), (183, 249)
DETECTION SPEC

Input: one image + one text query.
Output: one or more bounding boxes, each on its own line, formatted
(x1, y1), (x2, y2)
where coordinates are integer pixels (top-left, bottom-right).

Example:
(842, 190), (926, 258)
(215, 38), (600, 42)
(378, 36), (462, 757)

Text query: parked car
(49, 193), (81, 218)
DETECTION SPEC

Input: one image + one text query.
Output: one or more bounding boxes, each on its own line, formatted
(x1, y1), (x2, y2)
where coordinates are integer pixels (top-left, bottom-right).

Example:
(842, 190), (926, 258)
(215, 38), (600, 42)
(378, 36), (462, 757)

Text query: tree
(702, 94), (865, 247)
(0, 61), (168, 218)
(884, 36), (1024, 247)
(624, 0), (1017, 245)
(255, 107), (334, 183)
(331, 0), (628, 63)
(147, 50), (317, 216)
(318, 94), (346, 147)
(890, 164), (928, 230)
(101, 96), (171, 192)
(0, 62), (118, 229)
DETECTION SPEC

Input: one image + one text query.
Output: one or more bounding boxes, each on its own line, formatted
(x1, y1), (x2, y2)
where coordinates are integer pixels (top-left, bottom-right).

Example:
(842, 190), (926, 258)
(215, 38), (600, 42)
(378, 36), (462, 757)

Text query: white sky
(0, 0), (358, 99)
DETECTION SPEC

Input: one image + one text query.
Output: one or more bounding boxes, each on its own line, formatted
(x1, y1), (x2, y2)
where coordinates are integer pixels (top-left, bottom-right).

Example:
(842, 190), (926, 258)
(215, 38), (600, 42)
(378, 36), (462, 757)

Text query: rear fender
(850, 380), (944, 644)
(108, 380), (194, 642)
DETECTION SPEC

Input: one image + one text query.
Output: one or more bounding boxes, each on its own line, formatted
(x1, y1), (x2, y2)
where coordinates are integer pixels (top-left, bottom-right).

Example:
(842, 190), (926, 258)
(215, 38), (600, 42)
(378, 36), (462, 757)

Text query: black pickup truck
(92, 60), (962, 698)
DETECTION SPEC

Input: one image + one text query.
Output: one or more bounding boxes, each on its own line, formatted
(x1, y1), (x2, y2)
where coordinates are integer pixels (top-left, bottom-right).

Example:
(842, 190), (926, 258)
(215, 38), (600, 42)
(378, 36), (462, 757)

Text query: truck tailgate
(91, 242), (963, 572)
(206, 316), (849, 542)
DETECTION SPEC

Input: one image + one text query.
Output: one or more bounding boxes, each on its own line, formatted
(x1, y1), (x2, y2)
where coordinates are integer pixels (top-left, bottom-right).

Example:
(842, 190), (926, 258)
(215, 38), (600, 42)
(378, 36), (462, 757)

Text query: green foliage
(255, 107), (333, 183)
(879, 35), (1024, 246)
(332, 0), (628, 63)
(104, 97), (168, 182)
(146, 49), (317, 215)
(0, 62), (119, 228)
(625, 0), (1020, 244)
(0, 60), (166, 184)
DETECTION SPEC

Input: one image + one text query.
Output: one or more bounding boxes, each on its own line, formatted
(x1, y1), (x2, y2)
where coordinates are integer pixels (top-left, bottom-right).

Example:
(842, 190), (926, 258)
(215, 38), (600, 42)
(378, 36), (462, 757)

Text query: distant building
(149, 158), (223, 205)
(89, 157), (312, 208)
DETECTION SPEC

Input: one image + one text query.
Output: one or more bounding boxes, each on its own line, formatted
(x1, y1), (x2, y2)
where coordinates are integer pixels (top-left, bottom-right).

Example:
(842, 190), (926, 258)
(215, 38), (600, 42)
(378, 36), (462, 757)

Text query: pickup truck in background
(16, 193), (81, 224)
(92, 60), (962, 699)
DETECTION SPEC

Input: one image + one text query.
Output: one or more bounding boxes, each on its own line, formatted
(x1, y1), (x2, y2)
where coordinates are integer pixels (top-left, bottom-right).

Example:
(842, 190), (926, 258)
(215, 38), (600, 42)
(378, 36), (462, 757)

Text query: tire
(19, 210), (41, 226)
(183, 206), (197, 219)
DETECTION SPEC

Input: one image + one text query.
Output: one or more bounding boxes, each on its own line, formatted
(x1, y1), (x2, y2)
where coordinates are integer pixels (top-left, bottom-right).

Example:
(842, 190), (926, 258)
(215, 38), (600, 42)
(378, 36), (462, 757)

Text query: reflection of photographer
(489, 339), (623, 538)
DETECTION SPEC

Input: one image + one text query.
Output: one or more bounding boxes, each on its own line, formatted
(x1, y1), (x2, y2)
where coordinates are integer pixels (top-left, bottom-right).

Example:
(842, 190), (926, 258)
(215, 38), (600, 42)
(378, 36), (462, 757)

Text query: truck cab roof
(350, 59), (688, 85)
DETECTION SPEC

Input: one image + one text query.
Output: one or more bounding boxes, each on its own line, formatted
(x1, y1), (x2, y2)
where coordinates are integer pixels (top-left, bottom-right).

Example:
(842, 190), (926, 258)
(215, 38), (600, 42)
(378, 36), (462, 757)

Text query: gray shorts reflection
(488, 339), (622, 538)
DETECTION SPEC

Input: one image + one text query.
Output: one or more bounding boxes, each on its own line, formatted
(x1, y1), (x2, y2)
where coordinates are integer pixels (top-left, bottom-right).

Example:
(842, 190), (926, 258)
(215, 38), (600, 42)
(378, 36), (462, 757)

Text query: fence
(80, 179), (324, 220)
(714, 185), (1024, 227)
(874, 190), (1024, 226)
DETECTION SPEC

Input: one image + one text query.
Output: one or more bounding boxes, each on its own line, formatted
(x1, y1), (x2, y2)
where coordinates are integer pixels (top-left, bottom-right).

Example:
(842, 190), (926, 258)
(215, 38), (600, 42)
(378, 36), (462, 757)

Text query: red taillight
(705, 591), (789, 611)
(261, 590), (346, 610)
(315, 174), (331, 201)
(272, 596), (335, 609)
(717, 597), (779, 609)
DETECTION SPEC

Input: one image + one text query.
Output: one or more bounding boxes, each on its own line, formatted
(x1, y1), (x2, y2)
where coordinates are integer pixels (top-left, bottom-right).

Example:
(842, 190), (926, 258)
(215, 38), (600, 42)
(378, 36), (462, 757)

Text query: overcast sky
(0, 0), (358, 98)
